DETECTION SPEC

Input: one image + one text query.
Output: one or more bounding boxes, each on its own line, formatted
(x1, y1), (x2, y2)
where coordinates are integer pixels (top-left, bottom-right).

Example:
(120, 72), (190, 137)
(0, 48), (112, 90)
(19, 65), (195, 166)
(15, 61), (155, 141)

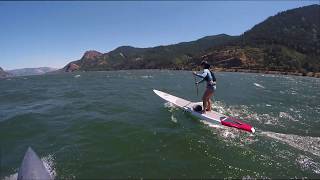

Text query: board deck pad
(153, 89), (255, 133)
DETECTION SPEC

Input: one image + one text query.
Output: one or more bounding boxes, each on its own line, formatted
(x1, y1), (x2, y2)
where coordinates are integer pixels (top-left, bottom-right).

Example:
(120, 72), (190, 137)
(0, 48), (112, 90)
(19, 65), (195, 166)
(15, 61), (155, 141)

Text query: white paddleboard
(153, 89), (255, 133)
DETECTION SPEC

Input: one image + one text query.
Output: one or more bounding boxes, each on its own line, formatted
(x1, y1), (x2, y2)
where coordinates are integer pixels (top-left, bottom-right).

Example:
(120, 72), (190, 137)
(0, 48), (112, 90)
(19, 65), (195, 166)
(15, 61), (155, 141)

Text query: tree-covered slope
(64, 34), (237, 71)
(242, 4), (319, 55)
(62, 4), (320, 75)
(204, 4), (320, 73)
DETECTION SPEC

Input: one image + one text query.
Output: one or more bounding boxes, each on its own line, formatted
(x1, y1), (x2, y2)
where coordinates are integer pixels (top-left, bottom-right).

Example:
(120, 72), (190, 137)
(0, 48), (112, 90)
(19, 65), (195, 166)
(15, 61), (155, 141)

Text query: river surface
(0, 70), (319, 179)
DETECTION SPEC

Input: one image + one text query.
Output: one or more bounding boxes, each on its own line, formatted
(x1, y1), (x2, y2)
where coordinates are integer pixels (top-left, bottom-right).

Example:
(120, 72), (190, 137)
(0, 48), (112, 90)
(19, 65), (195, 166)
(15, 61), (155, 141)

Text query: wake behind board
(153, 89), (255, 133)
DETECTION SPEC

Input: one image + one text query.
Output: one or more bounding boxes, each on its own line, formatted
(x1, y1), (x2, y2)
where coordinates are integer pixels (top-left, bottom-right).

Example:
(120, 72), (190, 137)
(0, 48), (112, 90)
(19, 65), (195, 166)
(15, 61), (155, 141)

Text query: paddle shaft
(194, 75), (198, 96)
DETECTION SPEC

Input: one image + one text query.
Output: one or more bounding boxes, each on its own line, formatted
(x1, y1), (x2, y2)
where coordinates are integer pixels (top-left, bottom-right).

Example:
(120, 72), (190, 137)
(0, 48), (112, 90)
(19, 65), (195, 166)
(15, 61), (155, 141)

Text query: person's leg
(202, 89), (210, 113)
(206, 99), (210, 111)
(202, 92), (207, 113)
(207, 85), (216, 111)
(206, 91), (213, 111)
(206, 99), (211, 111)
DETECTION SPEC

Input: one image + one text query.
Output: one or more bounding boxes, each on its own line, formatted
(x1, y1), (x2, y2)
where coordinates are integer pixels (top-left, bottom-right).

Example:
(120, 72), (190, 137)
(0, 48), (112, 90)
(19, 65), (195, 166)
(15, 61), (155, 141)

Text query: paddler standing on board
(193, 60), (216, 114)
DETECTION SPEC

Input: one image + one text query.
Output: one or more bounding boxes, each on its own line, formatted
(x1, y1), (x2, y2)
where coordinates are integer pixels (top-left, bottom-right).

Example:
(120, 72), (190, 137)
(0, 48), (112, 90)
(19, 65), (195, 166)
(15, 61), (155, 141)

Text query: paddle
(194, 74), (198, 97)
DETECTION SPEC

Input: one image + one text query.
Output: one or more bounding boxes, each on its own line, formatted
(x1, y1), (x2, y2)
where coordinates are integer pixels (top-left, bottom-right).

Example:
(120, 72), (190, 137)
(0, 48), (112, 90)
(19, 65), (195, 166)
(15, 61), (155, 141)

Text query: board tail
(221, 117), (255, 133)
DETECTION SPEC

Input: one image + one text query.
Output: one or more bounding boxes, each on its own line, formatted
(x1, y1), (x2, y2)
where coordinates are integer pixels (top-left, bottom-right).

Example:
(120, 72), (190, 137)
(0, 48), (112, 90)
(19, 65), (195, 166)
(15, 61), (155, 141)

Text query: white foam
(170, 115), (178, 123)
(279, 112), (298, 122)
(222, 131), (237, 139)
(291, 91), (298, 95)
(249, 112), (281, 126)
(296, 154), (320, 174)
(204, 123), (240, 142)
(212, 101), (230, 115)
(200, 120), (225, 130)
(74, 75), (81, 78)
(3, 173), (17, 180)
(254, 83), (265, 89)
(41, 154), (56, 179)
(201, 119), (258, 147)
(261, 131), (320, 157)
(164, 102), (178, 112)
(140, 75), (153, 79)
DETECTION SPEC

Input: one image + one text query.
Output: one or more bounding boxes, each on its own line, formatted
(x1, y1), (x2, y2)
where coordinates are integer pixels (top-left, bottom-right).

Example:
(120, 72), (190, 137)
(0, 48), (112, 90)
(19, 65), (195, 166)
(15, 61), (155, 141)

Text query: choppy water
(0, 70), (319, 179)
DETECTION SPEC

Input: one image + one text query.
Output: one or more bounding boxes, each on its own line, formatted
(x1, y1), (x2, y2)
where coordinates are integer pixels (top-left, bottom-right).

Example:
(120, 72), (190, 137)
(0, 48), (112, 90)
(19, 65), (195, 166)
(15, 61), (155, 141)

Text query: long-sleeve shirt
(195, 69), (216, 86)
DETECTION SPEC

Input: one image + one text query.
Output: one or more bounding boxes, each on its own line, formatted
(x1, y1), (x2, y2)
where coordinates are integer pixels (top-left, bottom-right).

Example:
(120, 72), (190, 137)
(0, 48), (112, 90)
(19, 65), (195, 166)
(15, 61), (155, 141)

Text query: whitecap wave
(140, 75), (153, 79)
(254, 83), (265, 89)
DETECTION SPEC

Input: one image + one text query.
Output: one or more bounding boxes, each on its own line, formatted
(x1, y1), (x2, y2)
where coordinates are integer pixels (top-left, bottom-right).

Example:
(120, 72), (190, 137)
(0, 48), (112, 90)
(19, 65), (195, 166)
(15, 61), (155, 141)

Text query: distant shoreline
(2, 68), (320, 79)
(158, 67), (320, 78)
(79, 68), (320, 79)
(212, 68), (320, 78)
(52, 68), (320, 79)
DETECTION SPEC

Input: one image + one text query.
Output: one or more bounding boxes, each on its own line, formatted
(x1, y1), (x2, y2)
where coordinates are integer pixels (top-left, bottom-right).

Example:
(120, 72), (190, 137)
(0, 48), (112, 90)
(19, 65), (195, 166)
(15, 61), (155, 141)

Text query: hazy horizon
(0, 1), (318, 70)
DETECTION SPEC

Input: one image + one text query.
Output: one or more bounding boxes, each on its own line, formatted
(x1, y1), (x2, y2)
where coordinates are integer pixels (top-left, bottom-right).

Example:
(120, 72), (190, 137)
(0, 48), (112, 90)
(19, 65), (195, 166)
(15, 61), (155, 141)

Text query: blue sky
(0, 1), (318, 70)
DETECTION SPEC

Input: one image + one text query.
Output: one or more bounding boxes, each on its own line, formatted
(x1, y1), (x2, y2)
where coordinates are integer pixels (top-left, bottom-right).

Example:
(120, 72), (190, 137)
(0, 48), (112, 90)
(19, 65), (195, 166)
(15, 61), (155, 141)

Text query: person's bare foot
(206, 108), (211, 111)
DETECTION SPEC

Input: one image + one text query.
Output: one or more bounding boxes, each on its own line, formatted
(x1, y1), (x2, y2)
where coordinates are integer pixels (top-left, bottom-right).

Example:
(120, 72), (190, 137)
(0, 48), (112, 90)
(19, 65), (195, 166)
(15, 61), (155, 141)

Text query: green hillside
(62, 4), (320, 76)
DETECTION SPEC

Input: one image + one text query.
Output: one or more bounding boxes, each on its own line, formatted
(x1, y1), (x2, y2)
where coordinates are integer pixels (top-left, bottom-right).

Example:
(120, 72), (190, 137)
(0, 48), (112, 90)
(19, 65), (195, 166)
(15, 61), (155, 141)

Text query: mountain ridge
(60, 4), (319, 77)
(6, 67), (58, 77)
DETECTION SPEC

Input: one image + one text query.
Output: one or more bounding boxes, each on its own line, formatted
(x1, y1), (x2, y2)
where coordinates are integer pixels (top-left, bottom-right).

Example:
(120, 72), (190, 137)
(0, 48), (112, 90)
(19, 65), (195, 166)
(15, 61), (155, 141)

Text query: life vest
(204, 70), (216, 82)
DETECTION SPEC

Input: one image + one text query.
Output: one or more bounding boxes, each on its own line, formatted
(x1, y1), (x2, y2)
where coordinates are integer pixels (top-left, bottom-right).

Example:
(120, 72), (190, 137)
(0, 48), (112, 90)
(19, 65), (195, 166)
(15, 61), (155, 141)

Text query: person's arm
(193, 70), (208, 84)
(193, 70), (208, 78)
